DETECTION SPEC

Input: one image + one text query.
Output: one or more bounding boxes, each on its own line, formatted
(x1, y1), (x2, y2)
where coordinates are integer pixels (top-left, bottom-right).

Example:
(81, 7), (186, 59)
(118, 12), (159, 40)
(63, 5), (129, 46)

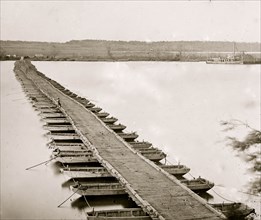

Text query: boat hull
(86, 208), (151, 220)
(210, 203), (255, 219)
(129, 142), (152, 149)
(48, 133), (80, 140)
(44, 125), (74, 131)
(41, 113), (65, 118)
(141, 152), (166, 162)
(101, 118), (118, 124)
(54, 145), (88, 151)
(181, 178), (214, 192)
(44, 118), (69, 123)
(62, 170), (111, 178)
(118, 133), (138, 141)
(85, 104), (95, 108)
(95, 112), (110, 118)
(33, 105), (57, 109)
(89, 107), (102, 113)
(39, 109), (62, 113)
(56, 156), (98, 164)
(160, 165), (190, 176)
(87, 217), (150, 220)
(76, 188), (126, 196)
(108, 124), (126, 131)
(48, 142), (85, 147)
(71, 184), (126, 196)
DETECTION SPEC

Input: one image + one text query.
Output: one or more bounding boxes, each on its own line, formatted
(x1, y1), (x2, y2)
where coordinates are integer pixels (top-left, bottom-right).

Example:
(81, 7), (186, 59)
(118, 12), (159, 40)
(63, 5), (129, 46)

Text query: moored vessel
(86, 208), (151, 220)
(180, 177), (214, 192)
(71, 182), (126, 196)
(60, 166), (111, 178)
(210, 202), (255, 219)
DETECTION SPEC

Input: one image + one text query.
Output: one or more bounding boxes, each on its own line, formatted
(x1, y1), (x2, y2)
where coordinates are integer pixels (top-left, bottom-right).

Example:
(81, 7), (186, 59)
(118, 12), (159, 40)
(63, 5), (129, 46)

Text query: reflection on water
(61, 178), (79, 188)
(50, 161), (63, 175)
(0, 62), (84, 219)
(1, 61), (260, 219)
(33, 61), (260, 218)
(197, 192), (214, 202)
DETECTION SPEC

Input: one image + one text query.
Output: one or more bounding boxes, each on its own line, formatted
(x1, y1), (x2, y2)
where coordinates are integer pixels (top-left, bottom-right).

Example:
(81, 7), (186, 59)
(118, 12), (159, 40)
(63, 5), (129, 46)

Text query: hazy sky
(1, 1), (260, 42)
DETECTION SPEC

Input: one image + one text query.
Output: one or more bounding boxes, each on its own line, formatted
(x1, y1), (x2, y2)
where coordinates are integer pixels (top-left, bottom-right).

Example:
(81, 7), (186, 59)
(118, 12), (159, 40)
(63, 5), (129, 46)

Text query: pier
(14, 60), (228, 220)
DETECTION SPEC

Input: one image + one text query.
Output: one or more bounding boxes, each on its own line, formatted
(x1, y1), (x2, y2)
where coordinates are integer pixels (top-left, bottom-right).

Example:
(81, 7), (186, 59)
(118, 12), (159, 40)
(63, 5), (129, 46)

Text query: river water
(1, 61), (260, 219)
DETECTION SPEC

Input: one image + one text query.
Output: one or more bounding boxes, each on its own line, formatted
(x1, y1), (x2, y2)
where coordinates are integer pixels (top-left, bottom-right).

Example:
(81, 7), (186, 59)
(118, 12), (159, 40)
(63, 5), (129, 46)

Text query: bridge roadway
(15, 61), (225, 220)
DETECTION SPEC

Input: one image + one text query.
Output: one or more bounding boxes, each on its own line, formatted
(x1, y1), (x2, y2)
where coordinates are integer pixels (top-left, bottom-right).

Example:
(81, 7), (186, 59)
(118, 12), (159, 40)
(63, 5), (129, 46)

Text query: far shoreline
(1, 40), (260, 64)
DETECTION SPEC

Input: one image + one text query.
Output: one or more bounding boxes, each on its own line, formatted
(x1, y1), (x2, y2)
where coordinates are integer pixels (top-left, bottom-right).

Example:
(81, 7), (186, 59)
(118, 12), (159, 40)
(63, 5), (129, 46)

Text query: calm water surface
(1, 61), (86, 219)
(1, 61), (260, 219)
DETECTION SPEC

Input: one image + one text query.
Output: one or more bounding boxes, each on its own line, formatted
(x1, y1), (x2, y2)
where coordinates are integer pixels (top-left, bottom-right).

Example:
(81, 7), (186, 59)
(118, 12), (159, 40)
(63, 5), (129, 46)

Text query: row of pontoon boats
(84, 203), (256, 220)
(59, 164), (191, 180)
(16, 70), (255, 220)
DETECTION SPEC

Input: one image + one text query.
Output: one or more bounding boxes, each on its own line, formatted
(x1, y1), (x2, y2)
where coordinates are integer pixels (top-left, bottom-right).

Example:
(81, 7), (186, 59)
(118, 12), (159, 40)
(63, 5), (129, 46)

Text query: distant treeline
(1, 40), (260, 63)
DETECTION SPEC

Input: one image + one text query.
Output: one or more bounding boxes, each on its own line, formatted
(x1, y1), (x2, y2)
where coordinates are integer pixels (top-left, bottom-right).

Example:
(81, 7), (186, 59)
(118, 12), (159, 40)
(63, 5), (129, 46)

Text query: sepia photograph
(1, 1), (260, 220)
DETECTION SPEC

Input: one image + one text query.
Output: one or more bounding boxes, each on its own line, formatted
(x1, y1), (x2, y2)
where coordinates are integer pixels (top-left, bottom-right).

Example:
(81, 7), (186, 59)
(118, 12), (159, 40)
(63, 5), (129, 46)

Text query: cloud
(1, 1), (260, 42)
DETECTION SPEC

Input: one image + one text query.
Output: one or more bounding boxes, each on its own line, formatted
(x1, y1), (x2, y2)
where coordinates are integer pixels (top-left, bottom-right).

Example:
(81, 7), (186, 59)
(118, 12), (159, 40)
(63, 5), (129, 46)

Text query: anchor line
(83, 195), (92, 208)
(57, 188), (80, 208)
(196, 178), (236, 203)
(210, 188), (235, 203)
(165, 158), (184, 167)
(180, 170), (237, 203)
(25, 156), (58, 170)
(188, 172), (196, 179)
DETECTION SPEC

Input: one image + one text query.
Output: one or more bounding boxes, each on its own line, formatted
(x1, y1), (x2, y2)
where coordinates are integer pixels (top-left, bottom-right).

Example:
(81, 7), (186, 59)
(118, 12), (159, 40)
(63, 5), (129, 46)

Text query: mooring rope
(57, 188), (80, 208)
(182, 170), (237, 203)
(187, 172), (196, 179)
(60, 162), (92, 209)
(25, 156), (58, 170)
(83, 195), (92, 208)
(210, 188), (235, 203)
(165, 158), (178, 165)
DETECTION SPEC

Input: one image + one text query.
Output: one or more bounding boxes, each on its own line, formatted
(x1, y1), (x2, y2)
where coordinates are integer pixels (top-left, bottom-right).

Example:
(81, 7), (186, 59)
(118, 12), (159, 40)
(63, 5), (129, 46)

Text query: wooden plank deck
(15, 60), (226, 220)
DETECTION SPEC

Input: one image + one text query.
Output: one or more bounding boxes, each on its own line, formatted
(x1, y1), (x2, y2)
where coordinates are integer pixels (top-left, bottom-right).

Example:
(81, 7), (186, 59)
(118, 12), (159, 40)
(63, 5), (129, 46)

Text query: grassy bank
(1, 40), (260, 63)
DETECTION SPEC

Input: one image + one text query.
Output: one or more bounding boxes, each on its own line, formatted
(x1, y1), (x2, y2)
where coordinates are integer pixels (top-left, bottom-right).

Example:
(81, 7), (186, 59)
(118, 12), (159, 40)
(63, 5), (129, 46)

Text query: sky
(0, 0), (260, 43)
